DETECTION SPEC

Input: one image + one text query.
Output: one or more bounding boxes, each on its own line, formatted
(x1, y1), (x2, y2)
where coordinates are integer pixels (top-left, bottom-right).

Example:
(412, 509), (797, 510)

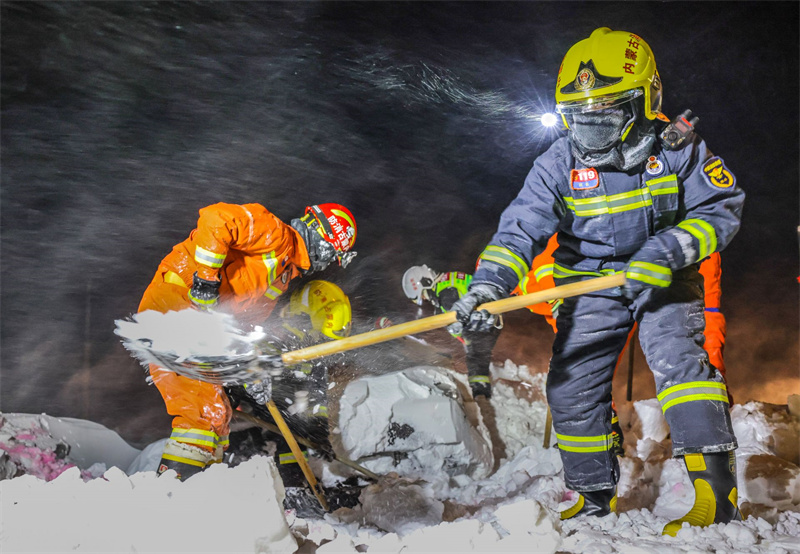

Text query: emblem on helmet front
(575, 68), (596, 91)
(559, 60), (622, 95)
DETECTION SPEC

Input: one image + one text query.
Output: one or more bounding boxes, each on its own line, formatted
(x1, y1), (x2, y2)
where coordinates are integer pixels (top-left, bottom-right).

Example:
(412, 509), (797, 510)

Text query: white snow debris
(338, 366), (494, 489)
(1, 360), (798, 553)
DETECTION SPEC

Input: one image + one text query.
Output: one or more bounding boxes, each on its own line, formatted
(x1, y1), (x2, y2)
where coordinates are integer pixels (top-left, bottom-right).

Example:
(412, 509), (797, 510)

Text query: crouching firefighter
(232, 280), (351, 490)
(402, 265), (501, 399)
(449, 28), (744, 534)
(137, 202), (357, 480)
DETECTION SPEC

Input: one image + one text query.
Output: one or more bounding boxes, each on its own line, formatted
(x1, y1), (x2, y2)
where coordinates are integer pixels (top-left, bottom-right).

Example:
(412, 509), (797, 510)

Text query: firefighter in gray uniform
(449, 28), (744, 535)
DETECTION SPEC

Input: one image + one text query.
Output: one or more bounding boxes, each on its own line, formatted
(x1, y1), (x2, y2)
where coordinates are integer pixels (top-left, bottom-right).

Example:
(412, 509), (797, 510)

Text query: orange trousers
(138, 266), (232, 448)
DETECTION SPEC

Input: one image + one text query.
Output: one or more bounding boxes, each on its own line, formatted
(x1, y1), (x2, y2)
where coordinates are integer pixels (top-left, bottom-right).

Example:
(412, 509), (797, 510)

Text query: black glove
(623, 238), (674, 300)
(243, 381), (270, 405)
(447, 283), (506, 335)
(188, 272), (221, 309)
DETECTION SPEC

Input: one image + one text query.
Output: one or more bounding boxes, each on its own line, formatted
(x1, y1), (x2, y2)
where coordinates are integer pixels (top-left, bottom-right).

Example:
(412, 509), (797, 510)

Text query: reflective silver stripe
(264, 285), (283, 300)
(677, 219), (718, 260)
(170, 428), (223, 449)
(534, 263), (554, 282)
(468, 375), (490, 384)
(658, 381), (729, 413)
(262, 251), (278, 283)
(195, 246), (225, 268)
(555, 432), (613, 453)
(626, 261), (672, 287)
(479, 246), (528, 283)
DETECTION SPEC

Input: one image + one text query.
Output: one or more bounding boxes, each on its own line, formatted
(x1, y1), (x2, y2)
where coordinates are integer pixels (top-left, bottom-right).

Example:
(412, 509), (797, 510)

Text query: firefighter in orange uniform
(138, 202), (357, 479)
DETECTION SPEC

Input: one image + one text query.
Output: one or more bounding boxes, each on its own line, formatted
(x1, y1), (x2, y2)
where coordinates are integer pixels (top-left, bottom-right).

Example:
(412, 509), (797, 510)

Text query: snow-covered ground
(2, 360), (799, 553)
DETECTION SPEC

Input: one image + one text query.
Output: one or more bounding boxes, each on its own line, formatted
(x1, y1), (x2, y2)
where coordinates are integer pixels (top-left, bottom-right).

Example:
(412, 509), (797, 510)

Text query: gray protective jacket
(472, 134), (745, 292)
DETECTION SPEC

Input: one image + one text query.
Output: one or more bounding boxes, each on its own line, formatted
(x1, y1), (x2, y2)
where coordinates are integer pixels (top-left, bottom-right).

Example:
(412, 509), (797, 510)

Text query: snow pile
(338, 366), (494, 489)
(2, 362), (800, 553)
(115, 308), (266, 360)
(489, 360), (550, 459)
(1, 455), (298, 553)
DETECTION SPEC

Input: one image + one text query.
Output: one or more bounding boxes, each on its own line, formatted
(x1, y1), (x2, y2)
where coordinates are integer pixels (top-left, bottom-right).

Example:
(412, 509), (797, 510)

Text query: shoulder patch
(570, 168), (599, 191)
(702, 157), (735, 188)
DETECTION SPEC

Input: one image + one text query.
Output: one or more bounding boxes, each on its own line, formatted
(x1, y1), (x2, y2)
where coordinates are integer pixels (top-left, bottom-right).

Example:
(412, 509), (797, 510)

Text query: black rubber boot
(560, 487), (617, 520)
(157, 456), (206, 481)
(156, 440), (215, 481)
(663, 451), (742, 536)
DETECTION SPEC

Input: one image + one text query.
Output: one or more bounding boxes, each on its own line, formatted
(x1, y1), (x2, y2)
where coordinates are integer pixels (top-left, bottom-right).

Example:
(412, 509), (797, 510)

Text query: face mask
(568, 105), (632, 152)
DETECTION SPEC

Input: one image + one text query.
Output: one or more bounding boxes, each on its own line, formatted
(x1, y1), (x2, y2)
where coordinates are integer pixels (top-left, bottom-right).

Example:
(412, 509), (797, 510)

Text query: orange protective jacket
(138, 203), (311, 451)
(516, 238), (727, 377)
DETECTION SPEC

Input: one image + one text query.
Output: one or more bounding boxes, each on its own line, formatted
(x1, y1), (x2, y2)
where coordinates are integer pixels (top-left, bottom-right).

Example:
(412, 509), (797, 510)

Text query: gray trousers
(547, 267), (736, 492)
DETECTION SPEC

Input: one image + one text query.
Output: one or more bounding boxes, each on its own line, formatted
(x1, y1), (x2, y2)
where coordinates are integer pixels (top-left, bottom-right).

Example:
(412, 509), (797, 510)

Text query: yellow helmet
(286, 280), (352, 340)
(555, 28), (662, 123)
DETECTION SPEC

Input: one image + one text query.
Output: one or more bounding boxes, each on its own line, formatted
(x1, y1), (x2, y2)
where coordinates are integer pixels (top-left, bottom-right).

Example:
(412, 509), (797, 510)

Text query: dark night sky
(1, 2), (798, 446)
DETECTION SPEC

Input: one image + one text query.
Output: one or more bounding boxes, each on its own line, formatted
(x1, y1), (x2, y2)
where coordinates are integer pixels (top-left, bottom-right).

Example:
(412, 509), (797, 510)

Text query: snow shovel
(118, 273), (626, 384)
(279, 272), (626, 366)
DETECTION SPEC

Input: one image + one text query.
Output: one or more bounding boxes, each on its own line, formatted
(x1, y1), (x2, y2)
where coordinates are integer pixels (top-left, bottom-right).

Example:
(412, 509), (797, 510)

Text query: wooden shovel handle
(265, 400), (329, 511)
(281, 272), (625, 365)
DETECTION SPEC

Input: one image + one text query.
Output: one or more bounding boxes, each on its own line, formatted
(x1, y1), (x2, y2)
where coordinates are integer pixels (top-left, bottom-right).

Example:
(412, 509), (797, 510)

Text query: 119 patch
(570, 167), (599, 190)
(702, 157), (735, 188)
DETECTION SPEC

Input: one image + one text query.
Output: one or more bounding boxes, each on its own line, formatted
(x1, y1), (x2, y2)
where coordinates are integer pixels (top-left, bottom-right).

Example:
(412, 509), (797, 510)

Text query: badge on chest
(570, 167), (599, 191)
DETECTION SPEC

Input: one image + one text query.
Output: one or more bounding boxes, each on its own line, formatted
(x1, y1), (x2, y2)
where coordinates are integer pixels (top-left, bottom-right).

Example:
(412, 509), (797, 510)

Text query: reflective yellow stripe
(677, 219), (718, 259)
(553, 264), (619, 280)
(564, 188), (653, 217)
(279, 451), (308, 464)
(195, 246), (225, 268)
(468, 375), (491, 384)
(626, 261), (672, 287)
(262, 251), (278, 283)
(164, 271), (187, 288)
(556, 432), (613, 453)
(479, 246), (529, 284)
(646, 174), (679, 195)
(170, 428), (225, 449)
(520, 274), (532, 292)
(264, 285), (283, 300)
(658, 381), (729, 413)
(161, 453), (207, 467)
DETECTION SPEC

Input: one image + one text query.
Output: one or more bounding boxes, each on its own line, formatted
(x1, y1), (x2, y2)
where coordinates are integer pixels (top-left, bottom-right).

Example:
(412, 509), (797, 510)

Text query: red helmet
(305, 203), (357, 266)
